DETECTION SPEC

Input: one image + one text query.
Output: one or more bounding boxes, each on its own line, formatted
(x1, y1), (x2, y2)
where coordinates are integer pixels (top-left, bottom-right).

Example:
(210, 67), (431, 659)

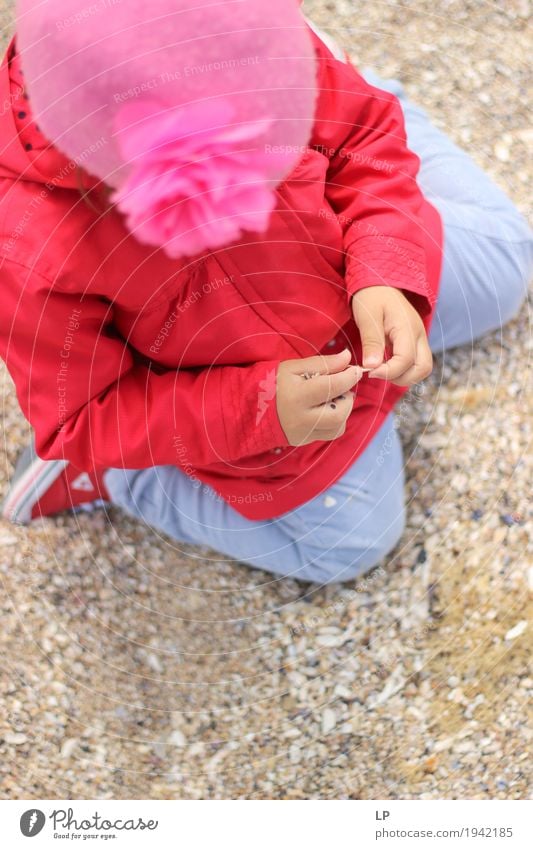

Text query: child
(1, 0), (531, 585)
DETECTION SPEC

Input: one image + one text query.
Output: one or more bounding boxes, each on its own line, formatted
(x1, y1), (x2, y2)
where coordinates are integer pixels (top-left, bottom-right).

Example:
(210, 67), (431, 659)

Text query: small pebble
(500, 513), (522, 526)
(494, 142), (510, 162)
(0, 533), (19, 545)
(289, 744), (302, 764)
(60, 738), (78, 759)
(168, 730), (187, 747)
(321, 709), (337, 735)
(424, 755), (438, 774)
(146, 653), (164, 673)
(417, 547), (427, 564)
(4, 732), (28, 745)
(504, 621), (527, 641)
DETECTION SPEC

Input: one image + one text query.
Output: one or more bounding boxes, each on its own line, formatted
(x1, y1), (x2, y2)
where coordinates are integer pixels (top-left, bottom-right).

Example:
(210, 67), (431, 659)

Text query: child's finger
(307, 392), (354, 431)
(356, 308), (386, 369)
(290, 347), (353, 377)
(303, 367), (361, 406)
(311, 426), (348, 442)
(385, 335), (433, 386)
(367, 328), (416, 381)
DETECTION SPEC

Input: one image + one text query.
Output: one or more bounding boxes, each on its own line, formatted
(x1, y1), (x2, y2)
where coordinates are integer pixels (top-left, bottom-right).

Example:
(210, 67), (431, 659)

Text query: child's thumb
(358, 315), (385, 369)
(296, 347), (353, 376)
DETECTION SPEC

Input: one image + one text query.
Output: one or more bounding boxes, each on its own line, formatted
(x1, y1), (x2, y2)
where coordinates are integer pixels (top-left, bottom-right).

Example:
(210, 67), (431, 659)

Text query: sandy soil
(0, 1), (531, 799)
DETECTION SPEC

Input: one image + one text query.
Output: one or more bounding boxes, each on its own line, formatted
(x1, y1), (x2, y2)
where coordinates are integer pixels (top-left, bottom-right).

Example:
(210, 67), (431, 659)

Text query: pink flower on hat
(112, 98), (282, 258)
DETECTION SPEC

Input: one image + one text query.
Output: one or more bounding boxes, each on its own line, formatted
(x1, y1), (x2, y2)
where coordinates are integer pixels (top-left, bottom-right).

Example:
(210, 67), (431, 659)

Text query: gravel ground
(0, 1), (531, 800)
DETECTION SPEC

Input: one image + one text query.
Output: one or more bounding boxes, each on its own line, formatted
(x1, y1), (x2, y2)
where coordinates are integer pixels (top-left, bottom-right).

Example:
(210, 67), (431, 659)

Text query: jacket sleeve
(0, 261), (288, 471)
(309, 28), (434, 317)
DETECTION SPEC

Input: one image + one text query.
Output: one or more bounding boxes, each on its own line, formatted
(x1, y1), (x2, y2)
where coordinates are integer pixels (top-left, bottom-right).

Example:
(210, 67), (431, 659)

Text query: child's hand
(276, 349), (363, 446)
(351, 286), (433, 386)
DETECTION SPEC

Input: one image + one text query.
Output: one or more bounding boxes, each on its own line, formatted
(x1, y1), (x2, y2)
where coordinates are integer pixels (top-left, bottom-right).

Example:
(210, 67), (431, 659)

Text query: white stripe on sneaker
(2, 457), (68, 524)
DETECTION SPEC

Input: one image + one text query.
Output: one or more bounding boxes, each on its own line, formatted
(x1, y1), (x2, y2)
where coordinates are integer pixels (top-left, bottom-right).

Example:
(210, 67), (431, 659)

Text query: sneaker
(1, 439), (110, 524)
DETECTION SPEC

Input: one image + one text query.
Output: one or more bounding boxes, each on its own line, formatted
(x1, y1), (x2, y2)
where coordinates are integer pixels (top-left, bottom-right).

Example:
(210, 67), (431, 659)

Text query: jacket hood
(0, 36), (98, 192)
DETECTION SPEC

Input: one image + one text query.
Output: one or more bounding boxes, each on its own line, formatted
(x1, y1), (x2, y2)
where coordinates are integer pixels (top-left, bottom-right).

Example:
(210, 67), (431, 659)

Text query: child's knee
(499, 272), (529, 328)
(296, 503), (406, 585)
(497, 214), (533, 324)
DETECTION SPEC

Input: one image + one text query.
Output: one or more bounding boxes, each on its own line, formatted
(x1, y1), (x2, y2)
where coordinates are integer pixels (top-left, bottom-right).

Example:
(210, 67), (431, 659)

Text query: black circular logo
(20, 809), (46, 837)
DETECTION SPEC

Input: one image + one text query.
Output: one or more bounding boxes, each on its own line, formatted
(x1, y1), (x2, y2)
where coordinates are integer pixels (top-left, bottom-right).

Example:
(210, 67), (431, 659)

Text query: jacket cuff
(345, 234), (434, 319)
(218, 360), (289, 461)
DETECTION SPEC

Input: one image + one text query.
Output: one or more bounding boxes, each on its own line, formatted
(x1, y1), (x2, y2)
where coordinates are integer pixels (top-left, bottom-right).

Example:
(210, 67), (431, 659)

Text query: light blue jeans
(105, 71), (533, 585)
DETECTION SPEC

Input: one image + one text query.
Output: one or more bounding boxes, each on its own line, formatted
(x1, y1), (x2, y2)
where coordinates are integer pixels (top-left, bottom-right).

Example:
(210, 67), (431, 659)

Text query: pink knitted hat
(16, 0), (317, 257)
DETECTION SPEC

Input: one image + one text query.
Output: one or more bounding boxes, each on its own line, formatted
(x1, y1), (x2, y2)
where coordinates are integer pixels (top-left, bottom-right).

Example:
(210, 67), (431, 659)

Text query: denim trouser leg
(105, 410), (404, 585)
(105, 71), (533, 585)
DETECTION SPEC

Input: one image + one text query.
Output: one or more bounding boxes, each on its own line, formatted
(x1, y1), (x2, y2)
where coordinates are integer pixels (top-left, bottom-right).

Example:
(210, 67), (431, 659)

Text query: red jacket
(0, 32), (442, 519)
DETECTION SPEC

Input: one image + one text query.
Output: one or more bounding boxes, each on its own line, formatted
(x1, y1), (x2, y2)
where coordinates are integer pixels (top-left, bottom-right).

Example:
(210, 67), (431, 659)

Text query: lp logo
(20, 809), (46, 837)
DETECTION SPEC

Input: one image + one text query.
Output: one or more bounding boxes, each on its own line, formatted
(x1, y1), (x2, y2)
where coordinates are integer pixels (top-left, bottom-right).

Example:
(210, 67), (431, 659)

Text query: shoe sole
(1, 442), (68, 524)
